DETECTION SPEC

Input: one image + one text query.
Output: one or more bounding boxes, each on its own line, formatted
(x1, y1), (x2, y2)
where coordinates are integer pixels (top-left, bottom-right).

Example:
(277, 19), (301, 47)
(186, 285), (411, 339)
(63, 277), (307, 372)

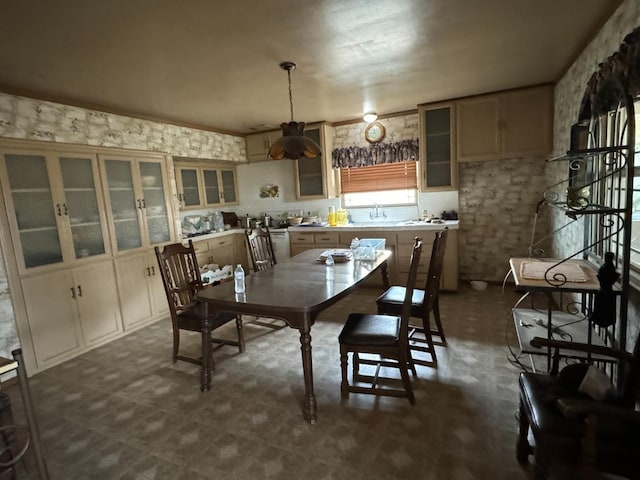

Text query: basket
(352, 238), (385, 260)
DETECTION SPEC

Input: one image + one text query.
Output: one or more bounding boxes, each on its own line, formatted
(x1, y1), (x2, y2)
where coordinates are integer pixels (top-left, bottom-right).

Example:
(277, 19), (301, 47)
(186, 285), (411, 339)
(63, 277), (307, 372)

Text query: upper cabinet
(174, 160), (238, 210)
(456, 85), (553, 162)
(418, 101), (457, 191)
(99, 153), (174, 253)
(245, 130), (281, 162)
(0, 147), (111, 275)
(294, 123), (336, 200)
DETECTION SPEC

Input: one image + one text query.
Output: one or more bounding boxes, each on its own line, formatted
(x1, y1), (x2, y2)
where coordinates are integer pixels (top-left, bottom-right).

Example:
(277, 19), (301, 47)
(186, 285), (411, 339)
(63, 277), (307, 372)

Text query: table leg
(200, 302), (212, 392)
(380, 260), (390, 290)
(298, 325), (317, 424)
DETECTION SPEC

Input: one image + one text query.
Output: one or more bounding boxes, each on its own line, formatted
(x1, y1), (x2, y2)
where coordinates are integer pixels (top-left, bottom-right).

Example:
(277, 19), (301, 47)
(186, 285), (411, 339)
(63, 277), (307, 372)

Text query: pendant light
(268, 61), (322, 160)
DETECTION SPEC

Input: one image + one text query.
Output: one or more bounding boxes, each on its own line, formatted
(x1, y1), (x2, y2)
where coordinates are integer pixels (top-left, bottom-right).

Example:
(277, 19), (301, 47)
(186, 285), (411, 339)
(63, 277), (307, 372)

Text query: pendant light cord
(287, 68), (294, 122)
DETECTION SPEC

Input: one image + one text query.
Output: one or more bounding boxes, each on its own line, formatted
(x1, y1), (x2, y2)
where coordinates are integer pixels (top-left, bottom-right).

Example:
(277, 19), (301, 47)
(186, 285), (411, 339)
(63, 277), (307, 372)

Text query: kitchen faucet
(369, 203), (387, 220)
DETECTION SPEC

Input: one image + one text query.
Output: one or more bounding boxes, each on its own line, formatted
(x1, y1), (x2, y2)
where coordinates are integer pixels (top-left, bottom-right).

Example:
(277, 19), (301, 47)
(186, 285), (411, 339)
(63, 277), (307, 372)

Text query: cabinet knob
(77, 285), (83, 297)
(70, 286), (76, 298)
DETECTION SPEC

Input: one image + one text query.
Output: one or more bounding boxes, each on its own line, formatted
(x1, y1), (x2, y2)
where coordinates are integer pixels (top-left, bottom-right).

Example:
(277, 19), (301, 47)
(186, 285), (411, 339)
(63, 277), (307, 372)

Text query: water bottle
(325, 254), (335, 281)
(234, 264), (245, 293)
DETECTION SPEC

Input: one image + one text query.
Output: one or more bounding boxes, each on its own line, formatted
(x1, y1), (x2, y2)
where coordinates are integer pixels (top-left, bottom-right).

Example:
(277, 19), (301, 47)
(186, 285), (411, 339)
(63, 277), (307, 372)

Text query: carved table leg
(299, 326), (317, 424)
(200, 303), (212, 392)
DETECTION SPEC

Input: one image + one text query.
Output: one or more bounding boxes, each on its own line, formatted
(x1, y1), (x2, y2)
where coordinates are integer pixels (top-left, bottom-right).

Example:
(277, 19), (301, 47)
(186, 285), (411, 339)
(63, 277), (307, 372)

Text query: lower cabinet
(20, 260), (122, 369)
(115, 252), (168, 330)
(397, 230), (458, 291)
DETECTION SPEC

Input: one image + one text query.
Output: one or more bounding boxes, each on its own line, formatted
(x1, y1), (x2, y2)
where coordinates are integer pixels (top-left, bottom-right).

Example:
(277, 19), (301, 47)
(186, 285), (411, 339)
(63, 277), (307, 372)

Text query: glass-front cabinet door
(100, 154), (173, 253)
(176, 166), (201, 208)
(220, 169), (237, 204)
(0, 149), (110, 273)
(203, 169), (222, 206)
(419, 101), (457, 191)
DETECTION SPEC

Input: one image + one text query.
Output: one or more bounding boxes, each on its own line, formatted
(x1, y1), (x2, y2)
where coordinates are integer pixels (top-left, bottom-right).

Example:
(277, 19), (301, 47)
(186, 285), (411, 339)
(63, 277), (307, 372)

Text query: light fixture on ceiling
(268, 61), (321, 160)
(363, 112), (378, 123)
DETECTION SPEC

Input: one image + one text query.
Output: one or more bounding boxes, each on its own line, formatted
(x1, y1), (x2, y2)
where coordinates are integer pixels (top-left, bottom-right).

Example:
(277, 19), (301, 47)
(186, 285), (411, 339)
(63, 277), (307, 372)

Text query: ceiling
(0, 0), (621, 135)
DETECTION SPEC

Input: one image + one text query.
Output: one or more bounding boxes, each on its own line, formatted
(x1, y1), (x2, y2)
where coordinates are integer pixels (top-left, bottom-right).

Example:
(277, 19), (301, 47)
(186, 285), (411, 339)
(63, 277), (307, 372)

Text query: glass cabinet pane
(180, 168), (200, 207)
(298, 157), (324, 196)
(5, 154), (63, 268)
(203, 169), (221, 205)
(104, 159), (142, 251)
(220, 170), (237, 203)
(424, 107), (452, 188)
(60, 156), (105, 258)
(140, 161), (170, 245)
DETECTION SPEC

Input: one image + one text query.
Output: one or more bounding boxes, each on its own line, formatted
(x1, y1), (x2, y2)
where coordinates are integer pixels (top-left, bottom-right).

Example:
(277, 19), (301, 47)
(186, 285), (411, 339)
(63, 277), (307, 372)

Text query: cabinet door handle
(56, 204), (62, 216)
(146, 266), (151, 276)
(70, 286), (76, 299)
(151, 266), (155, 276)
(63, 203), (68, 215)
(141, 198), (146, 209)
(77, 285), (83, 297)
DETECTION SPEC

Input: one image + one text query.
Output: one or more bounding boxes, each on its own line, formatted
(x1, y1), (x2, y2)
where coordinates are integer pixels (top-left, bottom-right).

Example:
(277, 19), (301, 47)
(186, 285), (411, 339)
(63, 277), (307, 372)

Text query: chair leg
(516, 398), (531, 463)
(422, 314), (438, 365)
(353, 352), (360, 381)
(235, 315), (245, 353)
(339, 346), (349, 398)
(398, 351), (415, 405)
(172, 327), (180, 363)
(433, 297), (446, 344)
(406, 340), (417, 377)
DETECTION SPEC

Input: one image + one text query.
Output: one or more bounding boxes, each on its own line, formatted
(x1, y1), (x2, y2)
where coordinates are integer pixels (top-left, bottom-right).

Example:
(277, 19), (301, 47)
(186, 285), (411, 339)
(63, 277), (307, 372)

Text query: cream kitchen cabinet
(419, 102), (457, 191)
(245, 130), (281, 162)
(175, 161), (238, 210)
(20, 260), (122, 369)
(189, 231), (248, 270)
(100, 153), (174, 252)
(456, 85), (553, 162)
(397, 230), (458, 291)
(0, 147), (111, 275)
(115, 252), (168, 331)
(289, 231), (345, 256)
(294, 123), (337, 200)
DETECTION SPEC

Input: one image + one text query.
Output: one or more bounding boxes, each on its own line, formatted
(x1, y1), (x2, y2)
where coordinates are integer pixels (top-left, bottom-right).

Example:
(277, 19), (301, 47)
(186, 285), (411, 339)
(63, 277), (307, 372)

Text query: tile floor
(0, 285), (613, 479)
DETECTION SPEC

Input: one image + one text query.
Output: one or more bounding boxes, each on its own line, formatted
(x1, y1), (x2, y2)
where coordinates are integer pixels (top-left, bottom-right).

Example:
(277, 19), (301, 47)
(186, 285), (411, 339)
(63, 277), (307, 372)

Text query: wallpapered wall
(551, 0), (640, 350)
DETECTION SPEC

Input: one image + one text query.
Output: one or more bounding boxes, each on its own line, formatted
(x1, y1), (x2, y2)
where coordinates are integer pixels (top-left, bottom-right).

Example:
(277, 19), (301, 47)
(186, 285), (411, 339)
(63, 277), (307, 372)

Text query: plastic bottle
(325, 254), (335, 281)
(234, 264), (245, 293)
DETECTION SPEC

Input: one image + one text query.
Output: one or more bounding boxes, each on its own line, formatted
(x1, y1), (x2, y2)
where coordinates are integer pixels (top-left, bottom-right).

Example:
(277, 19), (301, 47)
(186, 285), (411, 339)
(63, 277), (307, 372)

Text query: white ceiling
(0, 0), (621, 134)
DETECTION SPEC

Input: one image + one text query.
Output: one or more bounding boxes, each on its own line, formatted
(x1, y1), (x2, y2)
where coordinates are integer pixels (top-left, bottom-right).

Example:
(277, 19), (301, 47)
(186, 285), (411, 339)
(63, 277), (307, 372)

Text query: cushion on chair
(339, 313), (400, 346)
(376, 286), (424, 316)
(177, 304), (237, 332)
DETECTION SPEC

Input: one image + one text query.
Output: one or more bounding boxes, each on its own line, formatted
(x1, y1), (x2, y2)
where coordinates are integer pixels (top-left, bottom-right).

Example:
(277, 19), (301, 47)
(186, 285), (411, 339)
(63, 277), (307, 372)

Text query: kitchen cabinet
(189, 231), (248, 270)
(419, 102), (457, 191)
(245, 130), (280, 162)
(289, 231), (345, 257)
(100, 153), (174, 252)
(0, 148), (111, 275)
(294, 123), (337, 200)
(20, 260), (122, 369)
(456, 85), (553, 162)
(115, 252), (168, 331)
(175, 161), (238, 210)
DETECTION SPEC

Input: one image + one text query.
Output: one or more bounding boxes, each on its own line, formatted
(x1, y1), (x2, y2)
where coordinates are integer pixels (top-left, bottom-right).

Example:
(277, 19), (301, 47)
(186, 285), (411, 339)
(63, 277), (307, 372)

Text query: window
(340, 161), (418, 207)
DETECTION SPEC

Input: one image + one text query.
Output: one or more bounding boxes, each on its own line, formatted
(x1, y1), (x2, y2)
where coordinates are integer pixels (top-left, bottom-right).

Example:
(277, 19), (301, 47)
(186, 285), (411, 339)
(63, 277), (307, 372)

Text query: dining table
(196, 248), (391, 423)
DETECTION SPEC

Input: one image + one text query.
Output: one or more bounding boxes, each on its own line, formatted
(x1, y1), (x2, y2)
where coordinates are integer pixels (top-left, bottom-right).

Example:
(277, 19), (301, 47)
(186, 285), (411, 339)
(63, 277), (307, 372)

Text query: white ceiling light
(363, 112), (378, 123)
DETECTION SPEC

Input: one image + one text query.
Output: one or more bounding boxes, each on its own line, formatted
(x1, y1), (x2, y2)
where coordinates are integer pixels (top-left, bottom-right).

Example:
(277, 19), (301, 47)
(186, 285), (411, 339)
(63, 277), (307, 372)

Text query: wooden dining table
(196, 248), (391, 423)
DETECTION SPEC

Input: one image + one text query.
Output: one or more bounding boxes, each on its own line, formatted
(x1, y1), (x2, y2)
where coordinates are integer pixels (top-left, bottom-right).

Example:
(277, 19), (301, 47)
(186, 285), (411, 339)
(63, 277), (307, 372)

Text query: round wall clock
(364, 121), (386, 143)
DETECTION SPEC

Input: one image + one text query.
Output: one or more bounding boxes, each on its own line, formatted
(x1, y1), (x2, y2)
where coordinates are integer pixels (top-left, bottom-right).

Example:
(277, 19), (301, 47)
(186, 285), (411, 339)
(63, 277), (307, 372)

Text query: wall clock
(364, 121), (386, 143)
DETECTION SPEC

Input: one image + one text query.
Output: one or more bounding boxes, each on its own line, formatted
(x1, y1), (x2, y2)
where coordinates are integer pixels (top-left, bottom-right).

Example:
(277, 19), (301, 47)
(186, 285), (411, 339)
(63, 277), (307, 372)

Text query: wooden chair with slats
(155, 240), (245, 367)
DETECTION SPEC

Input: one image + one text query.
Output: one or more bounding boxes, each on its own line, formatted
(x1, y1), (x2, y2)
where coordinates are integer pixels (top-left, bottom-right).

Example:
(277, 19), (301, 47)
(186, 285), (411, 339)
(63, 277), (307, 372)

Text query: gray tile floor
(0, 285), (602, 479)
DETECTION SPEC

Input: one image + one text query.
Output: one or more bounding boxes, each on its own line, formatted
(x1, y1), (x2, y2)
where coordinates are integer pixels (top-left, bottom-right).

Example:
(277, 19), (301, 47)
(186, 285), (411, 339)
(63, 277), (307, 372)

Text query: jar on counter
(336, 208), (348, 226)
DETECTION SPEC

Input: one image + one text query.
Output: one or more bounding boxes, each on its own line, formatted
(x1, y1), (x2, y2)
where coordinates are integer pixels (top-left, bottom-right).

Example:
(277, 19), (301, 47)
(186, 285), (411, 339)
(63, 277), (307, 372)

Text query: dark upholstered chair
(376, 228), (448, 367)
(339, 237), (422, 404)
(155, 240), (244, 366)
(245, 225), (277, 272)
(517, 334), (640, 480)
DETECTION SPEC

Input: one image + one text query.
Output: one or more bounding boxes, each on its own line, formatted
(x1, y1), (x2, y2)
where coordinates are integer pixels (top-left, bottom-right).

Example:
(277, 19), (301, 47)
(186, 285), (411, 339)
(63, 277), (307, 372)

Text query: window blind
(339, 161), (417, 193)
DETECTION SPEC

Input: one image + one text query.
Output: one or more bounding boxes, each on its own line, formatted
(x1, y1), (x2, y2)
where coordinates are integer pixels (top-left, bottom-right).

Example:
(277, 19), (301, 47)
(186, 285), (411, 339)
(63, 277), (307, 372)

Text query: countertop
(288, 220), (459, 232)
(182, 220), (459, 242)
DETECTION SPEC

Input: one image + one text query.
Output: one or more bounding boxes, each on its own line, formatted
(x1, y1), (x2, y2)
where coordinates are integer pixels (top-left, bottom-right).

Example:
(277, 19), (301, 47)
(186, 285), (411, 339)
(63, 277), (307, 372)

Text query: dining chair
(339, 237), (422, 404)
(244, 226), (286, 330)
(375, 228), (448, 367)
(155, 240), (245, 366)
(245, 225), (277, 272)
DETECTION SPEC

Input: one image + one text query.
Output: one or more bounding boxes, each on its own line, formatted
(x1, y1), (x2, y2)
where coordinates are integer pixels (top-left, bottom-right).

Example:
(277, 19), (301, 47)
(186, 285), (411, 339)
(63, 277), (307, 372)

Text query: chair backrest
(154, 240), (203, 319)
(245, 225), (277, 272)
(399, 237), (423, 339)
(422, 228), (448, 312)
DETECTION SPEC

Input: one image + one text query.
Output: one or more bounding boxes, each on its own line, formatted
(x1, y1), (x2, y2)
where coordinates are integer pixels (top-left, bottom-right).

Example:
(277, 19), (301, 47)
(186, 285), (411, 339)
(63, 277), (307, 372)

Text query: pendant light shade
(268, 62), (322, 160)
